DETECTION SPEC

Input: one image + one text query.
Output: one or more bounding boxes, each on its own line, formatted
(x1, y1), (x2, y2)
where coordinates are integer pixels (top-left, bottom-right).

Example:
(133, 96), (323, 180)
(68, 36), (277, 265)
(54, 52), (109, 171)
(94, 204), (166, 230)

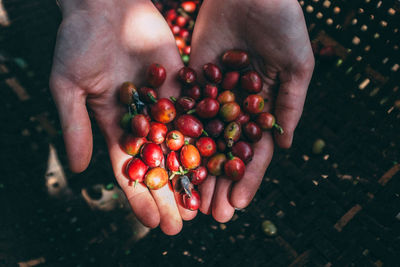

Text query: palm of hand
(189, 0), (314, 222)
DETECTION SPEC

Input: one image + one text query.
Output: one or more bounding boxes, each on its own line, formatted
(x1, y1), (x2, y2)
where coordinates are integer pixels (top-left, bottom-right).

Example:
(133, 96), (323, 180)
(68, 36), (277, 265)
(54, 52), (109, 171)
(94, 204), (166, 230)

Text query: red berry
(147, 63), (166, 88)
(176, 16), (188, 27)
(235, 111), (250, 125)
(256, 112), (275, 130)
(148, 122), (168, 144)
(184, 84), (201, 100)
(190, 166), (207, 185)
(221, 49), (250, 70)
(219, 102), (241, 122)
(138, 87), (157, 103)
(195, 98), (220, 119)
(243, 94), (264, 114)
(131, 114), (150, 137)
(174, 114), (204, 138)
(182, 189), (200, 210)
(232, 141), (254, 164)
(204, 119), (224, 138)
(121, 135), (147, 156)
(179, 28), (190, 40)
(224, 154), (245, 181)
(126, 158), (148, 182)
(178, 67), (197, 85)
(171, 24), (181, 35)
(150, 98), (176, 123)
(207, 153), (227, 176)
(181, 1), (197, 13)
(165, 130), (185, 151)
(166, 9), (177, 22)
(182, 45), (191, 55)
(203, 84), (218, 99)
(141, 143), (164, 167)
(167, 151), (180, 172)
(217, 90), (236, 104)
(222, 71), (240, 90)
(176, 97), (196, 113)
(241, 70), (263, 93)
(243, 122), (262, 142)
(180, 144), (201, 170)
(196, 137), (217, 157)
(203, 63), (222, 83)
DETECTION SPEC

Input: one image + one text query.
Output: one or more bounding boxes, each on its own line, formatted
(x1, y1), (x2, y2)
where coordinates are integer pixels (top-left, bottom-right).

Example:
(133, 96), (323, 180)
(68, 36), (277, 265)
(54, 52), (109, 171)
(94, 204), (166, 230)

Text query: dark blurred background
(0, 0), (399, 266)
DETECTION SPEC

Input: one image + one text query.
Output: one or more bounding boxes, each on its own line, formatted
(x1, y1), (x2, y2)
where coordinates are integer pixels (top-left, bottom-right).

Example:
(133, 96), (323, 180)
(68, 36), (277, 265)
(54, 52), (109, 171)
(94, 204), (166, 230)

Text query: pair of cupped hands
(51, 0), (314, 235)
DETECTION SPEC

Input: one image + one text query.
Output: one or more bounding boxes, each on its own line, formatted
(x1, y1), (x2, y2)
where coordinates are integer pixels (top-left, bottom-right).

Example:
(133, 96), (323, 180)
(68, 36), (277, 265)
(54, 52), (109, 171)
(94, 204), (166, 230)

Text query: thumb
(50, 74), (93, 172)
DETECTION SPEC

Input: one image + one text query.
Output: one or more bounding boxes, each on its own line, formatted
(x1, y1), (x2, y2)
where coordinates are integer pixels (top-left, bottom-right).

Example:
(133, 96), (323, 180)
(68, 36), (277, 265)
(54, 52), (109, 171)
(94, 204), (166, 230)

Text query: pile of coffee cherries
(154, 0), (201, 63)
(119, 50), (283, 211)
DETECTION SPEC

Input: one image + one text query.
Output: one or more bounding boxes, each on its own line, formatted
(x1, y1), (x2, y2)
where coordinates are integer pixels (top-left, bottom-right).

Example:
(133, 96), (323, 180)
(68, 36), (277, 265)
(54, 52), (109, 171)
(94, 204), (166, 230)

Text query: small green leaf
(105, 183), (114, 190)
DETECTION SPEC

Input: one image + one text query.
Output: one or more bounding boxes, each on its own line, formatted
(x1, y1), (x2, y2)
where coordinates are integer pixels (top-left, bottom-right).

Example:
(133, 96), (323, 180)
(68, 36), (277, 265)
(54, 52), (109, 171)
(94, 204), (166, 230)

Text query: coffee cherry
(147, 63), (166, 88)
(203, 63), (222, 84)
(178, 67), (197, 85)
(241, 70), (263, 93)
(221, 50), (250, 70)
(222, 71), (240, 90)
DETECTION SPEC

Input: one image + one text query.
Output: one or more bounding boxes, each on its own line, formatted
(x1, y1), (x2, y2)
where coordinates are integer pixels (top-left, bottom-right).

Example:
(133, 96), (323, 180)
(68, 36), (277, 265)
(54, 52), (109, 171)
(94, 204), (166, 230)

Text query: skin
(51, 0), (313, 233)
(191, 0), (314, 222)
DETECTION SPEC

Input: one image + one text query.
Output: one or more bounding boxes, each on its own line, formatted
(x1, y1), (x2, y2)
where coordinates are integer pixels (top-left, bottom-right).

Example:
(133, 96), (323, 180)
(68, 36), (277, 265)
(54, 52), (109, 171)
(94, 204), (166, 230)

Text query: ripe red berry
(140, 143), (164, 167)
(195, 98), (220, 119)
(148, 122), (168, 144)
(182, 189), (200, 210)
(147, 63), (166, 88)
(241, 70), (263, 93)
(167, 151), (180, 172)
(243, 94), (264, 114)
(221, 49), (250, 70)
(126, 158), (148, 183)
(243, 122), (262, 142)
(178, 67), (197, 85)
(203, 63), (222, 83)
(196, 137), (217, 157)
(203, 84), (218, 99)
(131, 114), (150, 137)
(222, 71), (240, 90)
(190, 166), (208, 185)
(165, 130), (185, 151)
(224, 153), (245, 181)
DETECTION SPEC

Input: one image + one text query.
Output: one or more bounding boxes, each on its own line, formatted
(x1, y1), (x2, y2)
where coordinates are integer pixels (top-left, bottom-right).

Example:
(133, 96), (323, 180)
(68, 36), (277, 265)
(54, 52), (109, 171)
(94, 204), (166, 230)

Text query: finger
(150, 184), (183, 235)
(274, 60), (314, 149)
(50, 75), (93, 173)
(198, 175), (216, 215)
(212, 177), (235, 223)
(230, 132), (274, 209)
(104, 114), (161, 228)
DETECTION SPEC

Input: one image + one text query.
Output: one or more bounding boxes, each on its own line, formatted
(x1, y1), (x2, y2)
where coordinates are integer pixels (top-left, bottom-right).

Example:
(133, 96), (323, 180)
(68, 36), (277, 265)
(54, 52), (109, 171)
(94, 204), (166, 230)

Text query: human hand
(50, 0), (196, 235)
(189, 0), (314, 221)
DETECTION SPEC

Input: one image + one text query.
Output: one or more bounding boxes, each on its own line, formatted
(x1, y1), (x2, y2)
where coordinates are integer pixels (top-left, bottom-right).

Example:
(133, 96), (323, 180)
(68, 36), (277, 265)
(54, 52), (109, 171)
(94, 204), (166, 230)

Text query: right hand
(50, 0), (195, 235)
